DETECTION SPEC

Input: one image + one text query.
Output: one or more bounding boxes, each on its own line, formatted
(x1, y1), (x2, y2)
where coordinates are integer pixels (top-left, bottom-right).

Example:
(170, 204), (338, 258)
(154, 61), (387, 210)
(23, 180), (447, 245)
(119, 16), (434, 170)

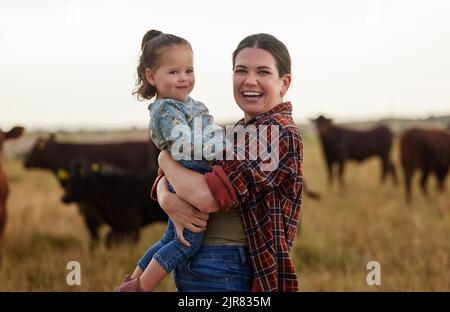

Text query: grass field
(0, 132), (449, 291)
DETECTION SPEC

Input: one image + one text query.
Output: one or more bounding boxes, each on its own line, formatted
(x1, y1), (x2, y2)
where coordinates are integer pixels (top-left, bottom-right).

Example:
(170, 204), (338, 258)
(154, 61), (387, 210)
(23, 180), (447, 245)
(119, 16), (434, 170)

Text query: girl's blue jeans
(138, 159), (210, 273)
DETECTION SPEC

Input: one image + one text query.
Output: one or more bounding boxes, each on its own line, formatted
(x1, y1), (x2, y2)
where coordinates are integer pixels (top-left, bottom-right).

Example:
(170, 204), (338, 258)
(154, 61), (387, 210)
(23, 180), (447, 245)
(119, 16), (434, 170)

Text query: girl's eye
(169, 70), (178, 74)
(187, 69), (194, 74)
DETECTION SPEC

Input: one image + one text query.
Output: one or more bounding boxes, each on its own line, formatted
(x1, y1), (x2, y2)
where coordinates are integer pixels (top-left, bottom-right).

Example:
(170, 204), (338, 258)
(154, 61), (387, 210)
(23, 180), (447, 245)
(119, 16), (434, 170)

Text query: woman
(154, 33), (303, 292)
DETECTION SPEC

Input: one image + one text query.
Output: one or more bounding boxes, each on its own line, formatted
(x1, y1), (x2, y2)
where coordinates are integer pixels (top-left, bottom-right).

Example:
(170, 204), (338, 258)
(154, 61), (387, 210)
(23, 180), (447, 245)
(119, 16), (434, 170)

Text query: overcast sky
(1, 0), (450, 130)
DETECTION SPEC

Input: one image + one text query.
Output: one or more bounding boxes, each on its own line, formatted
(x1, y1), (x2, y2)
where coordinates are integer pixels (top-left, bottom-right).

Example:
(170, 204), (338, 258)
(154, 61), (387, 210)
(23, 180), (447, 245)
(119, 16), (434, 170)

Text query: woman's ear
(280, 74), (292, 97)
(145, 68), (156, 86)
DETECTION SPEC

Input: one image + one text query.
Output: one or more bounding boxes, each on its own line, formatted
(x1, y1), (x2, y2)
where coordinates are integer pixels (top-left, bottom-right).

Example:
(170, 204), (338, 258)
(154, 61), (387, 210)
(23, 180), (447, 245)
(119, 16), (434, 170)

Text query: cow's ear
(36, 138), (47, 150)
(57, 168), (70, 181)
(5, 126), (25, 139)
(91, 163), (101, 172)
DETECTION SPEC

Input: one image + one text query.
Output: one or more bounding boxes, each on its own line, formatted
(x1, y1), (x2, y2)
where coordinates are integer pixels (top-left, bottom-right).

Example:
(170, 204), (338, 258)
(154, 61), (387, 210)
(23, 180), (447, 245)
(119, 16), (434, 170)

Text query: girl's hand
(157, 176), (209, 246)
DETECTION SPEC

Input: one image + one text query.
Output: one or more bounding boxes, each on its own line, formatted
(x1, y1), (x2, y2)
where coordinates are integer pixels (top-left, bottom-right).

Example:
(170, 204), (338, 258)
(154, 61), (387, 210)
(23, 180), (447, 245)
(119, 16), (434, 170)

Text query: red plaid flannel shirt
(205, 102), (303, 292)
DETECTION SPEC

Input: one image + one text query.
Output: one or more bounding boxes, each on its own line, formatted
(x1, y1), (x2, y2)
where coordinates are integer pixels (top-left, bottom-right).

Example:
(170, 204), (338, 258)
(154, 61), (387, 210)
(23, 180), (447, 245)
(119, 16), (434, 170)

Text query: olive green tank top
(203, 209), (247, 245)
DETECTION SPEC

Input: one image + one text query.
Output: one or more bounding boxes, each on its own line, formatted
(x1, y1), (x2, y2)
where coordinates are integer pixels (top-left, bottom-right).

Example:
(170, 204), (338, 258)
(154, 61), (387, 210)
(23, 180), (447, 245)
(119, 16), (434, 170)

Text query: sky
(1, 0), (450, 130)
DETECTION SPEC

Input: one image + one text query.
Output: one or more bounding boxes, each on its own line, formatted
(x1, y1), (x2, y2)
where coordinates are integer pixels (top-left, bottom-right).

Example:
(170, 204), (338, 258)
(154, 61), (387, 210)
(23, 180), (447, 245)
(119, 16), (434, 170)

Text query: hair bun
(141, 29), (163, 50)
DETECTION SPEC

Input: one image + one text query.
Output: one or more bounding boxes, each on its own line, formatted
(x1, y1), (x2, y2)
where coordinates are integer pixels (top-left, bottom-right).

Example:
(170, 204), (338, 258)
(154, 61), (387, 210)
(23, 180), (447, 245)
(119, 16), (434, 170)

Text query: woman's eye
(234, 69), (246, 74)
(169, 70), (178, 74)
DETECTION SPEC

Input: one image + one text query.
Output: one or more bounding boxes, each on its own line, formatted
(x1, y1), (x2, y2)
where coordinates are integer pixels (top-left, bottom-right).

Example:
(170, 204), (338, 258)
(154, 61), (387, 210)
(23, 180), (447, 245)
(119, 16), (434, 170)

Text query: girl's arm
(158, 150), (221, 213)
(156, 176), (210, 246)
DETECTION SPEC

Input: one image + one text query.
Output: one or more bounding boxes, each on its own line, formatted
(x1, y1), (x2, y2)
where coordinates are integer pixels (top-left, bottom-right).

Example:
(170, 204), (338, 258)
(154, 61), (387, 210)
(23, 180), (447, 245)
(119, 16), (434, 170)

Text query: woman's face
(233, 48), (291, 121)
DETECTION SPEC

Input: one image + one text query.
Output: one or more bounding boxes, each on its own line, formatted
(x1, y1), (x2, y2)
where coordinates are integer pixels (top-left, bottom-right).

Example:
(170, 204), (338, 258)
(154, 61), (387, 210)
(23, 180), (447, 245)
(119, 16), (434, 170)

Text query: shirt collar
(238, 102), (293, 126)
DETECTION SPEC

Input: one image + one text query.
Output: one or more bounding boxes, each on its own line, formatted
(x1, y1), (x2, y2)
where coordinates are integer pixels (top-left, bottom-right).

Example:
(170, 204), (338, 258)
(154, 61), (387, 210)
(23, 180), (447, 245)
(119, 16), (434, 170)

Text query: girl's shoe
(115, 275), (143, 292)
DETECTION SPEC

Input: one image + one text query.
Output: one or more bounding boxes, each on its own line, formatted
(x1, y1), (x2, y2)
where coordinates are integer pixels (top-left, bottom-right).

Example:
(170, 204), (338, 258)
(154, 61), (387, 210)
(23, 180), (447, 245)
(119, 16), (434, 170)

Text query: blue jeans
(138, 160), (211, 273)
(174, 245), (253, 292)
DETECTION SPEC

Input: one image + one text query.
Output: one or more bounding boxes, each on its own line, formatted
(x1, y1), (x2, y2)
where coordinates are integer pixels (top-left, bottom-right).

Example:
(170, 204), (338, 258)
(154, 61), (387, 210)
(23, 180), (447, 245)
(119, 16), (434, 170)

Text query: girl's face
(146, 45), (195, 102)
(233, 48), (291, 121)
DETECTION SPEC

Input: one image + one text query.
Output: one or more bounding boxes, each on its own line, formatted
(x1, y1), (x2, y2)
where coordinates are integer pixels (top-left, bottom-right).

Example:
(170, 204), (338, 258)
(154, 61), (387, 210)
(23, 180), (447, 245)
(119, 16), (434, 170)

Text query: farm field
(0, 131), (449, 291)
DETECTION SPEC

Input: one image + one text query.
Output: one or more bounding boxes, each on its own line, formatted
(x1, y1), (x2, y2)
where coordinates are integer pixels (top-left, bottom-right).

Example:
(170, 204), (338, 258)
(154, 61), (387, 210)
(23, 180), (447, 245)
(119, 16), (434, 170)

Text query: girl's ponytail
(140, 29), (163, 51)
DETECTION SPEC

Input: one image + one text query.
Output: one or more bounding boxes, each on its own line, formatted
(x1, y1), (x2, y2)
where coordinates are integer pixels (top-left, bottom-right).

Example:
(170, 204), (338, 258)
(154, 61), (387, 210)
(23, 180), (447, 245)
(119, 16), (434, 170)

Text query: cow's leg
(338, 161), (345, 188)
(106, 230), (122, 248)
(326, 161), (334, 186)
(436, 170), (447, 192)
(403, 168), (413, 204)
(107, 229), (136, 248)
(124, 227), (141, 245)
(380, 153), (398, 185)
(131, 229), (140, 244)
(389, 161), (398, 185)
(78, 203), (102, 249)
(381, 158), (388, 182)
(420, 170), (430, 198)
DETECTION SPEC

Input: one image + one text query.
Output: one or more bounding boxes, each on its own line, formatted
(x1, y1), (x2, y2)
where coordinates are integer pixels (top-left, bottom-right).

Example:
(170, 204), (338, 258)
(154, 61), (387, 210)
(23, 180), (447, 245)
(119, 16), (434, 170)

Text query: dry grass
(0, 133), (449, 291)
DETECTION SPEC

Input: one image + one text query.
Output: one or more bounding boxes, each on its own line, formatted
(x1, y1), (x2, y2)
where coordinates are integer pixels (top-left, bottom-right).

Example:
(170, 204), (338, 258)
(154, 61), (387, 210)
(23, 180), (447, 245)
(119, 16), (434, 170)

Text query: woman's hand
(158, 149), (171, 168)
(158, 150), (222, 213)
(157, 176), (209, 246)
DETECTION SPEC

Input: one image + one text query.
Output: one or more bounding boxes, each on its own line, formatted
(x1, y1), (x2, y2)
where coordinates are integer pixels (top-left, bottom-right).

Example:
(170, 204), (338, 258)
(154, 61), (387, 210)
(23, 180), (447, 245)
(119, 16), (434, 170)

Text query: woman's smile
(233, 48), (290, 121)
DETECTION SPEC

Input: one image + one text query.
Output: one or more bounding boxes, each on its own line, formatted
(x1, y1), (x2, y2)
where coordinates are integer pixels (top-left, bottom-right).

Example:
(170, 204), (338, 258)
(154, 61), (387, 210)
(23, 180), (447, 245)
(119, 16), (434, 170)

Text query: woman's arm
(156, 176), (209, 246)
(158, 150), (221, 213)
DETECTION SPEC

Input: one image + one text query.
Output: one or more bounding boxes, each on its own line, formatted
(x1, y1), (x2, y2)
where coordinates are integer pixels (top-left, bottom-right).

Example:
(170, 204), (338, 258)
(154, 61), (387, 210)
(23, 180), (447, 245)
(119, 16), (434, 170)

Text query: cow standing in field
(0, 126), (25, 258)
(400, 128), (450, 203)
(24, 134), (160, 247)
(62, 162), (167, 246)
(311, 115), (397, 187)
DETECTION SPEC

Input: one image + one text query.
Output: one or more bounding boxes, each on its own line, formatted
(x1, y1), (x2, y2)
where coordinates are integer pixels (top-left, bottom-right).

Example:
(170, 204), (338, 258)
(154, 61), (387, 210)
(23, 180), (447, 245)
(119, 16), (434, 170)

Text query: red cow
(400, 128), (450, 203)
(312, 115), (397, 187)
(0, 126), (25, 256)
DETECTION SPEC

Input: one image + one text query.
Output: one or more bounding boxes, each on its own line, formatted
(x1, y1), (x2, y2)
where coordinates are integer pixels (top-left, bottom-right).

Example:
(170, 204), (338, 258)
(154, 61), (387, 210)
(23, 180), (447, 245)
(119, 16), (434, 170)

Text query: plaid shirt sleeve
(204, 126), (302, 211)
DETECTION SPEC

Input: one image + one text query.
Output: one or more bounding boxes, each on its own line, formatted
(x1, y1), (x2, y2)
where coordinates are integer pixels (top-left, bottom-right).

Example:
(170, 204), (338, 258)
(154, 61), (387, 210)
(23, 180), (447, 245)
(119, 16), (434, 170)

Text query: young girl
(116, 30), (224, 292)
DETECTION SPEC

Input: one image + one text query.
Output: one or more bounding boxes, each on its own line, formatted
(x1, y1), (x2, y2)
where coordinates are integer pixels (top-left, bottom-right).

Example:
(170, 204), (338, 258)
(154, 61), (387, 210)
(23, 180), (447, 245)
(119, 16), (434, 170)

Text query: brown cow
(0, 126), (25, 257)
(400, 128), (450, 203)
(312, 115), (397, 187)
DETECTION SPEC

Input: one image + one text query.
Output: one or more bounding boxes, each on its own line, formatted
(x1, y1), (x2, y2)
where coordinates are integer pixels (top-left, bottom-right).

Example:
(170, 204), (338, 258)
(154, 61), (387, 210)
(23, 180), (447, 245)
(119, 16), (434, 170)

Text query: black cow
(62, 162), (167, 247)
(24, 134), (160, 247)
(312, 115), (397, 186)
(400, 128), (450, 203)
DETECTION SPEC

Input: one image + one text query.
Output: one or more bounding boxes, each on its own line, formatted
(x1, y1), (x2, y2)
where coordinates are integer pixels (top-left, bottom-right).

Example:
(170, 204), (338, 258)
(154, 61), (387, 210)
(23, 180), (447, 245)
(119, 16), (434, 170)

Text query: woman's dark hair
(232, 33), (291, 78)
(133, 30), (192, 101)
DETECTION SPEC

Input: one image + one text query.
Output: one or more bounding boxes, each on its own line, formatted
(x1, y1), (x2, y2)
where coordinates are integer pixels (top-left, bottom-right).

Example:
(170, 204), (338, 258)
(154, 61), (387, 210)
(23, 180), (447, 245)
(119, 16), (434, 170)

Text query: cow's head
(24, 134), (56, 168)
(0, 126), (25, 158)
(62, 162), (88, 204)
(311, 115), (333, 135)
(61, 161), (107, 204)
